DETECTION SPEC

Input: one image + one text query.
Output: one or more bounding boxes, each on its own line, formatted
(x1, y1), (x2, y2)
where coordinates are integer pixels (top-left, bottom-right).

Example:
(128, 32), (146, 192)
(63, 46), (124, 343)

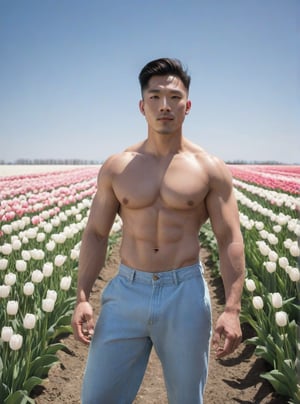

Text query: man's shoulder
(100, 143), (144, 174)
(187, 143), (232, 184)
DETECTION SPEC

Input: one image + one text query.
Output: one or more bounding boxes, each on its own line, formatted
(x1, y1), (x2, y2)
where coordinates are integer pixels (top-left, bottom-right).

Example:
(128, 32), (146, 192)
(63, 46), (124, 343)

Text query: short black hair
(138, 58), (191, 94)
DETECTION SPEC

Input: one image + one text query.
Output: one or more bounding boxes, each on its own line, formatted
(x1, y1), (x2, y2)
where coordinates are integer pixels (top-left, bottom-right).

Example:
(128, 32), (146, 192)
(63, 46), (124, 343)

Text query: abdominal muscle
(119, 205), (204, 272)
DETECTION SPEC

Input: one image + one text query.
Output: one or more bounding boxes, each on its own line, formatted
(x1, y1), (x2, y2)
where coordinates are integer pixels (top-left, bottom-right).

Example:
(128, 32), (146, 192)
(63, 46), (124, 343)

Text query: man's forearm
(76, 230), (109, 304)
(219, 241), (245, 313)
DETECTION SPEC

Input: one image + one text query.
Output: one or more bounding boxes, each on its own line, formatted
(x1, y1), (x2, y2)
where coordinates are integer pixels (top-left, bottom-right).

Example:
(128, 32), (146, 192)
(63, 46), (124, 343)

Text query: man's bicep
(206, 181), (240, 243)
(86, 173), (120, 238)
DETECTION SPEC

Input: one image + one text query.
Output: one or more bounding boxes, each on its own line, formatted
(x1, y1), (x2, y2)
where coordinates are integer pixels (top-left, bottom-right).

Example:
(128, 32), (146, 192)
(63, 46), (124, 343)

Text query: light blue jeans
(82, 262), (212, 404)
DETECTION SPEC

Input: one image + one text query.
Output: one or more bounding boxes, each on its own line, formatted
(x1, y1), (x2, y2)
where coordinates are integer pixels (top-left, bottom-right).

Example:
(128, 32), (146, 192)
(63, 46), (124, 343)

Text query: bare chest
(112, 156), (209, 210)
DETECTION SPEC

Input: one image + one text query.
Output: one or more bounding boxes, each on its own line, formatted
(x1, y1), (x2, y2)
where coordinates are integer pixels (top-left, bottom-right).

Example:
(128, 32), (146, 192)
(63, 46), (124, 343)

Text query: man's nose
(159, 97), (170, 111)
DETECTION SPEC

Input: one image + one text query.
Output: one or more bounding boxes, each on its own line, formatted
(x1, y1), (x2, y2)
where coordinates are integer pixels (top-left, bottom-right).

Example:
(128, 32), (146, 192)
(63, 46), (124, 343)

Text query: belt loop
(173, 270), (179, 285)
(130, 270), (136, 283)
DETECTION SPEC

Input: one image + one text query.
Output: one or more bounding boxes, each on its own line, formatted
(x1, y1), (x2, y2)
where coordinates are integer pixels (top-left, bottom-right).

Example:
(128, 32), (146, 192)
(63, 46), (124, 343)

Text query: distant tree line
(0, 159), (101, 165)
(0, 159), (297, 165)
(226, 160), (296, 165)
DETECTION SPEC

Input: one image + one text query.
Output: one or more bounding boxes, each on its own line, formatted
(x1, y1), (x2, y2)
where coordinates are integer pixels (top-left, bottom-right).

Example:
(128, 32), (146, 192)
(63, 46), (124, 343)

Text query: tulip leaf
(22, 376), (43, 394)
(4, 389), (35, 404)
(29, 354), (59, 378)
(45, 342), (67, 355)
(260, 370), (292, 397)
(50, 325), (73, 341)
(0, 382), (10, 402)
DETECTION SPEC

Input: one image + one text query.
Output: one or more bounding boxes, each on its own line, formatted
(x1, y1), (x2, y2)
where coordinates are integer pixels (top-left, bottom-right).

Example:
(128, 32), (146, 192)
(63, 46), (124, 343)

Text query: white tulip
(275, 311), (288, 327)
(283, 239), (293, 249)
(46, 240), (56, 252)
(271, 293), (283, 309)
(268, 251), (278, 262)
(1, 243), (12, 255)
(52, 233), (66, 244)
(21, 236), (29, 244)
(12, 220), (24, 231)
(11, 239), (22, 251)
(36, 232), (46, 242)
(264, 261), (276, 273)
(9, 334), (23, 350)
(70, 249), (80, 260)
(4, 273), (16, 286)
(7, 300), (19, 315)
(259, 230), (268, 239)
(245, 279), (256, 292)
(16, 260), (27, 272)
(22, 216), (30, 226)
(23, 282), (35, 296)
(278, 257), (289, 269)
(257, 241), (270, 256)
(41, 211), (50, 220)
(2, 224), (12, 234)
(46, 289), (57, 302)
(267, 234), (278, 245)
(23, 313), (36, 329)
(42, 262), (54, 277)
(59, 212), (67, 222)
(60, 276), (72, 291)
(76, 213), (82, 222)
(42, 298), (55, 312)
(287, 220), (297, 232)
(288, 267), (300, 282)
(31, 269), (44, 283)
(30, 249), (45, 260)
(272, 225), (282, 233)
(43, 223), (53, 233)
(21, 250), (31, 261)
(290, 243), (300, 257)
(255, 221), (264, 231)
(0, 258), (8, 270)
(1, 326), (13, 342)
(51, 217), (61, 227)
(26, 228), (37, 239)
(277, 214), (289, 226)
(0, 285), (10, 298)
(252, 296), (264, 310)
(54, 255), (67, 267)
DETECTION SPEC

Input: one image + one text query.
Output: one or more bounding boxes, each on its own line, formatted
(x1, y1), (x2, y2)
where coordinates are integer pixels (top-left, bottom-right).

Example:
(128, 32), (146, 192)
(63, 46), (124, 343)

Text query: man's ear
(139, 100), (145, 115)
(185, 100), (192, 115)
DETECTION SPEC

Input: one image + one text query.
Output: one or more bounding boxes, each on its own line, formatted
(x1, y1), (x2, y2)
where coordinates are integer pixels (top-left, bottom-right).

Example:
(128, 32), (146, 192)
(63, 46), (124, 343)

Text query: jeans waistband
(118, 262), (203, 285)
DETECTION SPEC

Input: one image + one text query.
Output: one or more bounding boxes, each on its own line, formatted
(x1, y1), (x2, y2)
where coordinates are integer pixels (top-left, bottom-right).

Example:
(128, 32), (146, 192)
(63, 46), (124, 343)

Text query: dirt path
(33, 242), (286, 404)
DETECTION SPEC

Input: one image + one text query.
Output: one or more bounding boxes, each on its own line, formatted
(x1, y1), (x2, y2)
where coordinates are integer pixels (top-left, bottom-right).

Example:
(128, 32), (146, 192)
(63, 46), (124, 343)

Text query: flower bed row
(229, 166), (299, 402)
(0, 167), (123, 403)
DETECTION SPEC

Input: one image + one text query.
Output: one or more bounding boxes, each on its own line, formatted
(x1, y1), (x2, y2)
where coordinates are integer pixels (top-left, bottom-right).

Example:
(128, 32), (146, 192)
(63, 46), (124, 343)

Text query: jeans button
(152, 274), (159, 281)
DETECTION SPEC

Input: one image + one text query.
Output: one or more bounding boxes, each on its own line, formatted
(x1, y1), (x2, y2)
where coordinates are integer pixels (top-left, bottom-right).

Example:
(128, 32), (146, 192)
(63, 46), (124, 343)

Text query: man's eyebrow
(147, 89), (183, 95)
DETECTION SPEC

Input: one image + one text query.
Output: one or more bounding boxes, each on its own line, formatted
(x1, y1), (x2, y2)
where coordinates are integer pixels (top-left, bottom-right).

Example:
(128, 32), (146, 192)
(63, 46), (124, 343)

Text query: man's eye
(171, 95), (181, 99)
(150, 95), (159, 99)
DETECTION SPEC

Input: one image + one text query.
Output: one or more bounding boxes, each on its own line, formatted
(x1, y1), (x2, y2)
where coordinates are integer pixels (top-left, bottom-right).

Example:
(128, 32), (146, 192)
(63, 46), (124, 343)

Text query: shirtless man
(72, 58), (245, 404)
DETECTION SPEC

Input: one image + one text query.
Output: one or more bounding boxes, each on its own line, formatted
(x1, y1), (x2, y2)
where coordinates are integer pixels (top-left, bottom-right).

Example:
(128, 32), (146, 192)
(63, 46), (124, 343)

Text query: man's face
(139, 75), (191, 135)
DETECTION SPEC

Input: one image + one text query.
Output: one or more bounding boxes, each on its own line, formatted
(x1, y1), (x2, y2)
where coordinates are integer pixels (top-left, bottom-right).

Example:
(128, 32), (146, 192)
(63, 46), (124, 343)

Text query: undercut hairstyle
(138, 58), (191, 95)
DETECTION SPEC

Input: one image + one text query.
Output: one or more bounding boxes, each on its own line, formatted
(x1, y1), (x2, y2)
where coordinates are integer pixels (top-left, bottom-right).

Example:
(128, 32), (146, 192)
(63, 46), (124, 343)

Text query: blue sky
(1, 0), (299, 164)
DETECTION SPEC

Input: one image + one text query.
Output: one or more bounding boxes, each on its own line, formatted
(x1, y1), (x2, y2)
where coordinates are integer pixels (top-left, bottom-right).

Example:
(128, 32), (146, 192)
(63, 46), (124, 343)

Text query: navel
(153, 248), (159, 253)
(187, 200), (194, 206)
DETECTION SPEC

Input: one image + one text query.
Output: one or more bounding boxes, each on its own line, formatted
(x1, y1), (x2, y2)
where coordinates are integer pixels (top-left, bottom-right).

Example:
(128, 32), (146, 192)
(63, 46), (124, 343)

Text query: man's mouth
(158, 116), (173, 121)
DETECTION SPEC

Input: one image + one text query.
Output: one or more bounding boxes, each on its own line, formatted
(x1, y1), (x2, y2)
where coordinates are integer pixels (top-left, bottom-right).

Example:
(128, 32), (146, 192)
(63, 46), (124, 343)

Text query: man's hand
(212, 311), (242, 359)
(72, 301), (95, 345)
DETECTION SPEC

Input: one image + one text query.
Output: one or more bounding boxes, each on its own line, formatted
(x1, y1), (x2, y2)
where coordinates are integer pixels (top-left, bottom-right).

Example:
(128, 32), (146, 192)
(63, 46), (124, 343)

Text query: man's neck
(145, 131), (185, 157)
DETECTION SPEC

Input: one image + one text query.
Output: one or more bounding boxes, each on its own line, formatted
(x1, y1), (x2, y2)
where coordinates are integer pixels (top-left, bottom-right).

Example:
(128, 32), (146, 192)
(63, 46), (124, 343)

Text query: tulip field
(0, 164), (299, 403)
(201, 164), (299, 403)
